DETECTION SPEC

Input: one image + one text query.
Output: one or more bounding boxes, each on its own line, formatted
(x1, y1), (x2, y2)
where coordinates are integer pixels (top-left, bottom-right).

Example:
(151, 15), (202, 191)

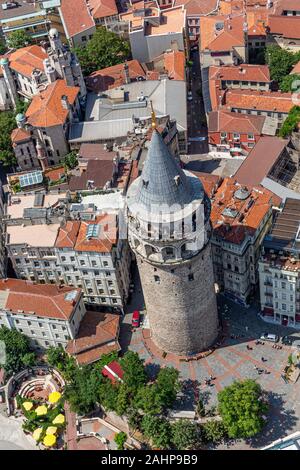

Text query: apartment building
(0, 28), (86, 112)
(222, 89), (294, 129)
(0, 0), (60, 44)
(12, 79), (81, 167)
(120, 5), (187, 63)
(198, 176), (281, 306)
(199, 15), (247, 69)
(268, 0), (300, 51)
(259, 198), (300, 328)
(0, 279), (85, 349)
(208, 110), (273, 156)
(58, 0), (96, 47)
(6, 211), (131, 311)
(207, 64), (271, 113)
(55, 214), (131, 310)
(173, 0), (218, 45)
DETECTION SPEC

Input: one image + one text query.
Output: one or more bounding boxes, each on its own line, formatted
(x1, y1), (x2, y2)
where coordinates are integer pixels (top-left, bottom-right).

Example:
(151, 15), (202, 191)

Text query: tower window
(154, 275), (160, 284)
(188, 273), (194, 281)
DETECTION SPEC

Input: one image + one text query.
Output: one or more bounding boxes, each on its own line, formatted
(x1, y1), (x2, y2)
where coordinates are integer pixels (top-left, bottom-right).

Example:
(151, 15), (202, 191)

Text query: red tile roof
(209, 64), (270, 83)
(74, 214), (117, 253)
(174, 0), (217, 16)
(60, 0), (95, 38)
(200, 15), (245, 51)
(11, 127), (31, 144)
(0, 279), (81, 320)
(233, 136), (288, 186)
(208, 110), (266, 134)
(160, 50), (185, 81)
(88, 0), (118, 19)
(68, 159), (115, 191)
(268, 15), (300, 39)
(66, 311), (120, 365)
(56, 215), (118, 252)
(55, 220), (80, 248)
(197, 176), (281, 245)
(78, 143), (117, 160)
(26, 79), (79, 127)
(86, 60), (146, 93)
(274, 0), (300, 15)
(291, 61), (300, 75)
(8, 45), (48, 77)
(224, 89), (294, 113)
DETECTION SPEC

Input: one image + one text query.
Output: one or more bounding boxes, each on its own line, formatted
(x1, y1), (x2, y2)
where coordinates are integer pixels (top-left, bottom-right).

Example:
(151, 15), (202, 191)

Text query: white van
(260, 333), (279, 343)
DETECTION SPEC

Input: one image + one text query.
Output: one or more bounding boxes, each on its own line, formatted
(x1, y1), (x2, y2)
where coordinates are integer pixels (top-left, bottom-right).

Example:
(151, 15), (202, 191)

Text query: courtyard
(121, 282), (300, 449)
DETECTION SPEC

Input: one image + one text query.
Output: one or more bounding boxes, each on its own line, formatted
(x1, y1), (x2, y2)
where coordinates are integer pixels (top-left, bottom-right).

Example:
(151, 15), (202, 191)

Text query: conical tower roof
(134, 130), (194, 210)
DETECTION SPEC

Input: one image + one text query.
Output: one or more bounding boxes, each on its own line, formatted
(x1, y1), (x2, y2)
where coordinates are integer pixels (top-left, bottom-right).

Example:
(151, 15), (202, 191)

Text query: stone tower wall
(136, 242), (219, 355)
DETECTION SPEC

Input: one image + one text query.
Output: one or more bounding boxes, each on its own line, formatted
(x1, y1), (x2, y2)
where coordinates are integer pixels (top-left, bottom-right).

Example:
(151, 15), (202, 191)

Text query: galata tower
(126, 124), (219, 356)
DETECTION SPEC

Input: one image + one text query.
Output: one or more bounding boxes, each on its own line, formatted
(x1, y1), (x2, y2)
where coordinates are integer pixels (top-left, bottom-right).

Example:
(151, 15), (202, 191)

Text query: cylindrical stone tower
(126, 129), (219, 355)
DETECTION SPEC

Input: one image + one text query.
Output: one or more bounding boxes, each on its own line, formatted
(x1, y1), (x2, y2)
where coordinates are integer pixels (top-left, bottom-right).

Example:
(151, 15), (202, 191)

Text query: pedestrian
(245, 326), (249, 332)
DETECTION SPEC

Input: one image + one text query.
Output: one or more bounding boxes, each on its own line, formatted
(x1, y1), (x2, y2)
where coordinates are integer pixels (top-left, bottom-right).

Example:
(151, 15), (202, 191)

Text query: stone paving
(121, 291), (300, 449)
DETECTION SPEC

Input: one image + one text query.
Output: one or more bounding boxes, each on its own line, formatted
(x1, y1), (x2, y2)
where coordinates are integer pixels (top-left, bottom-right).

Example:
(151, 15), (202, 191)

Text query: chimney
(123, 62), (130, 84)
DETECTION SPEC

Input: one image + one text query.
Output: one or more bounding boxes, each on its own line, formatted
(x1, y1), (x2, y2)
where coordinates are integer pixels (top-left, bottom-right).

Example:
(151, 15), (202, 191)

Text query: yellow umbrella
(52, 413), (65, 425)
(43, 434), (56, 447)
(23, 401), (33, 411)
(33, 428), (43, 441)
(36, 405), (48, 416)
(48, 391), (61, 404)
(46, 426), (57, 435)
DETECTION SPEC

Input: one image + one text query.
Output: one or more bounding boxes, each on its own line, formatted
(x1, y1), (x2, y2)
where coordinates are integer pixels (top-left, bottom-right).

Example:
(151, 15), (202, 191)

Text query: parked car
(281, 336), (295, 346)
(187, 91), (193, 101)
(132, 310), (140, 328)
(260, 332), (279, 343)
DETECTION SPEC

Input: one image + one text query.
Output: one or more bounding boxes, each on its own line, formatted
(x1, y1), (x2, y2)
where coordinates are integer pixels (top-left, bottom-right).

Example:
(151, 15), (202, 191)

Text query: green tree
(7, 30), (32, 49)
(98, 378), (120, 411)
(279, 106), (300, 138)
(0, 38), (7, 55)
(115, 383), (131, 416)
(200, 420), (227, 443)
(64, 365), (99, 414)
(265, 45), (300, 85)
(63, 151), (78, 171)
(218, 379), (268, 439)
(0, 111), (17, 167)
(280, 74), (300, 92)
(74, 27), (131, 76)
(127, 407), (141, 431)
(0, 326), (35, 376)
(120, 351), (147, 393)
(156, 367), (180, 409)
(171, 419), (200, 450)
(22, 352), (36, 368)
(136, 384), (163, 415)
(114, 431), (127, 450)
(141, 415), (172, 449)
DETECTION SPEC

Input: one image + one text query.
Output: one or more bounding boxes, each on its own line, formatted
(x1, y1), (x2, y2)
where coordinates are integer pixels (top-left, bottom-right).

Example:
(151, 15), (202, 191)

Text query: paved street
(121, 276), (300, 449)
(187, 49), (208, 156)
(0, 413), (36, 450)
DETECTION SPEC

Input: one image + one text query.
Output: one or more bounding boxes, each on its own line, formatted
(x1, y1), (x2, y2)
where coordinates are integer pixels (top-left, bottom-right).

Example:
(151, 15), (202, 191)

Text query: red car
(132, 310), (140, 328)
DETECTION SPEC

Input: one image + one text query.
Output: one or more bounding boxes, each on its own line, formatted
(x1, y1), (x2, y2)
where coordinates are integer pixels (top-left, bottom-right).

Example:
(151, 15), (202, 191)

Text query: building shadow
(245, 391), (298, 449)
(184, 158), (221, 173)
